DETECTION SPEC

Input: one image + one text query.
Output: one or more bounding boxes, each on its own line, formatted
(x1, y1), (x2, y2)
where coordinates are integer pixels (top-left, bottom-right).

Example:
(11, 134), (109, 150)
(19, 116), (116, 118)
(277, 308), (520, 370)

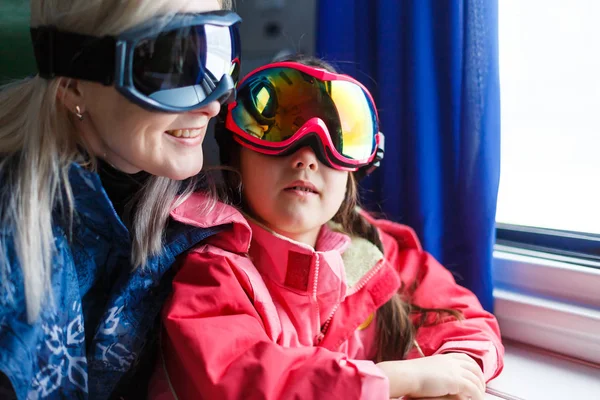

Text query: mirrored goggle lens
(132, 23), (239, 108)
(231, 67), (377, 160)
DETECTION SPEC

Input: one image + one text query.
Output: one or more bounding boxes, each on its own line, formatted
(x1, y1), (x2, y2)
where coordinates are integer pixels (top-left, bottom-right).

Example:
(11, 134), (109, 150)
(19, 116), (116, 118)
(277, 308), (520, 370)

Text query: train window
(493, 0), (600, 368)
(496, 0), (600, 260)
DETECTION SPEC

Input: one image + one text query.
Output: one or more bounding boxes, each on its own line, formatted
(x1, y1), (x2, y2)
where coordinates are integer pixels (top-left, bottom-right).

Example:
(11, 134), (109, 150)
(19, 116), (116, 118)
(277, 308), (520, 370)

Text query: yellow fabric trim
(357, 312), (375, 330)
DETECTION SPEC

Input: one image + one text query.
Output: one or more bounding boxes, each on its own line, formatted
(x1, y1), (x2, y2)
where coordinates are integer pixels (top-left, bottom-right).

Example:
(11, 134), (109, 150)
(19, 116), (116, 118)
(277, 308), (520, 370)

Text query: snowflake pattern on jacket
(0, 163), (220, 400)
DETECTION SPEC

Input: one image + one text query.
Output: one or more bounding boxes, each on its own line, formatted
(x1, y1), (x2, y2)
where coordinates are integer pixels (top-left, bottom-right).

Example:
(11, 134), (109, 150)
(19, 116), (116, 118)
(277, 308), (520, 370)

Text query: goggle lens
(231, 67), (377, 161)
(132, 24), (239, 108)
(330, 80), (377, 160)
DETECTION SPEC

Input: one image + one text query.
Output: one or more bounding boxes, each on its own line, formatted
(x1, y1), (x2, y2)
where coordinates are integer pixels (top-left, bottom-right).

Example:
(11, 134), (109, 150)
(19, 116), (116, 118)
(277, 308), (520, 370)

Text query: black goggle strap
(355, 132), (385, 180)
(30, 26), (116, 85)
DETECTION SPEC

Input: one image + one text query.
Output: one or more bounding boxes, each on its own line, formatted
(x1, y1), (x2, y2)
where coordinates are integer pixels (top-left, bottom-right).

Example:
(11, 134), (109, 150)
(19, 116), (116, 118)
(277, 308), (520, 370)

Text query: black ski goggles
(30, 11), (241, 113)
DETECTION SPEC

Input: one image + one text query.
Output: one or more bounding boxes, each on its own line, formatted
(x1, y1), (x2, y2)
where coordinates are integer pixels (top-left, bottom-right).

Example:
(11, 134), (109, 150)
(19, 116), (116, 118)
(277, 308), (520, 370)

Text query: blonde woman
(0, 0), (240, 399)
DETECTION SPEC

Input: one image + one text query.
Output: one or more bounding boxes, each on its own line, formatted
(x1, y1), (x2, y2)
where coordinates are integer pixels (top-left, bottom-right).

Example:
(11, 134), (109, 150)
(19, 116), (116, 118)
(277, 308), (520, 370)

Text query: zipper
(318, 303), (340, 342)
(347, 259), (386, 295)
(316, 259), (386, 345)
(312, 253), (321, 338)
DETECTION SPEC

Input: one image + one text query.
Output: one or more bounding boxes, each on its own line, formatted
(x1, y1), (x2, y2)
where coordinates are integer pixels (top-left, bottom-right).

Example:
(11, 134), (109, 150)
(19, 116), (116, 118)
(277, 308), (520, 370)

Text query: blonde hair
(0, 0), (231, 323)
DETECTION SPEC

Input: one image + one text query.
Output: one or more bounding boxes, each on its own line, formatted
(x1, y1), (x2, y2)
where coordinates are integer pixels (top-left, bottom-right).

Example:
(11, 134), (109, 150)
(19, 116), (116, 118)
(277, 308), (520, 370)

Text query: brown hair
(333, 173), (462, 361)
(216, 54), (462, 362)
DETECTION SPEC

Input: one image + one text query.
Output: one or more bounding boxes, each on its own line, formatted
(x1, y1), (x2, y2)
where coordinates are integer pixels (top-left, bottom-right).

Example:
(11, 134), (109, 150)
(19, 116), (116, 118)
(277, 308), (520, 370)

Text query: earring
(75, 105), (84, 121)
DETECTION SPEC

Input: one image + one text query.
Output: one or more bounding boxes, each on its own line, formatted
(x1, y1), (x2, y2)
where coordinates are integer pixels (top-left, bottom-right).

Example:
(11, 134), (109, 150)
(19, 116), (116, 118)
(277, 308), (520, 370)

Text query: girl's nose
(291, 146), (319, 171)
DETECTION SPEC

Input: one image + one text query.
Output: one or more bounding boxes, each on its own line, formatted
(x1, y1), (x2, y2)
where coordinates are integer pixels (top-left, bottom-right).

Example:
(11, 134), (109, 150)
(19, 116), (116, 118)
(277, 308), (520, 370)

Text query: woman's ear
(56, 78), (86, 117)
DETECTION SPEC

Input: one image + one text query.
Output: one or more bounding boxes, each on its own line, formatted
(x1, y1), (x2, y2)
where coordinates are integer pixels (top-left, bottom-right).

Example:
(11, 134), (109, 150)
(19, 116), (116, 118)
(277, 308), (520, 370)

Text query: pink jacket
(149, 193), (504, 400)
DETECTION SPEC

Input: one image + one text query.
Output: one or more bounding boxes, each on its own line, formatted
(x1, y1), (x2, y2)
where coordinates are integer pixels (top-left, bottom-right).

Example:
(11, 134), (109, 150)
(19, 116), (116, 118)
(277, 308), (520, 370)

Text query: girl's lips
(284, 180), (320, 194)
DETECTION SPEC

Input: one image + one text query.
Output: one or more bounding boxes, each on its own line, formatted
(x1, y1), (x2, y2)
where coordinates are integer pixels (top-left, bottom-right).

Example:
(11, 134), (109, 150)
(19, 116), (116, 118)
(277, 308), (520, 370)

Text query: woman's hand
(377, 353), (485, 400)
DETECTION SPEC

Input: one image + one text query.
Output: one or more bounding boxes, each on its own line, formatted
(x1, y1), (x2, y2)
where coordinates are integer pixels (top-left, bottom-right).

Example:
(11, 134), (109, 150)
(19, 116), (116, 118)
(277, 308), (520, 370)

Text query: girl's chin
(272, 217), (323, 235)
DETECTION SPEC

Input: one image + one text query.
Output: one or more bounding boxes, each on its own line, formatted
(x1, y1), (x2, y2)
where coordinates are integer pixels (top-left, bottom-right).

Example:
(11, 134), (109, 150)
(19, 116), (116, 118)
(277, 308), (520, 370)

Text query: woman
(0, 0), (240, 399)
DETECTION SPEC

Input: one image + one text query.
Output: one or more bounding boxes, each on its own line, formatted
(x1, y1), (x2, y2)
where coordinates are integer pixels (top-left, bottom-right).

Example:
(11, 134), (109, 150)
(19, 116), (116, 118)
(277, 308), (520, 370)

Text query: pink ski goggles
(225, 61), (384, 172)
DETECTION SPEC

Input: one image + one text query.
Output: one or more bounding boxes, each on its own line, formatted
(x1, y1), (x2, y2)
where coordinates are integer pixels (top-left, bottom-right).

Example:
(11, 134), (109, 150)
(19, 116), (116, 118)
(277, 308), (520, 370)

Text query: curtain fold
(317, 0), (500, 311)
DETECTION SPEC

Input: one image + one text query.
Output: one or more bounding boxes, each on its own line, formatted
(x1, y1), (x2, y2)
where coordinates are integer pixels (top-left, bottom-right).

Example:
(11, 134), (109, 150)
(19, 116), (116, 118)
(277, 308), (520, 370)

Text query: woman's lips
(165, 128), (204, 139)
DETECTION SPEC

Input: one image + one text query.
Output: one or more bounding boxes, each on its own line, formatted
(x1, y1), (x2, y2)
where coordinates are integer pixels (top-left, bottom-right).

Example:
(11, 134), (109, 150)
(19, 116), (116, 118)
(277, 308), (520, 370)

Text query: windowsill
(486, 340), (600, 400)
(492, 246), (600, 365)
(490, 247), (600, 399)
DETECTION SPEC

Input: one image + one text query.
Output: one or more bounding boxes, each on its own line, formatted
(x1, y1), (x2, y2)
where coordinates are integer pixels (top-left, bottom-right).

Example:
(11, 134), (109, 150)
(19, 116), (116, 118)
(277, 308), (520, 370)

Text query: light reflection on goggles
(225, 62), (384, 172)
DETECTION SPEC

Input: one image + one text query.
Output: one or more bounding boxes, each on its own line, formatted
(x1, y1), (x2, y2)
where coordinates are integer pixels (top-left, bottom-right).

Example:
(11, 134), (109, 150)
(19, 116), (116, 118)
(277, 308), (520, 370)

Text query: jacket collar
(170, 192), (253, 254)
(170, 192), (386, 293)
(247, 218), (354, 293)
(70, 163), (224, 256)
(68, 162), (130, 241)
(248, 217), (352, 254)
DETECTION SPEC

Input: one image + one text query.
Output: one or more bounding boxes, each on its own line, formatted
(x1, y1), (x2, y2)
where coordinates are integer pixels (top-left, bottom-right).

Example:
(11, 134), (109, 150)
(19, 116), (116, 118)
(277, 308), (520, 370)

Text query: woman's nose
(188, 100), (221, 118)
(291, 147), (319, 171)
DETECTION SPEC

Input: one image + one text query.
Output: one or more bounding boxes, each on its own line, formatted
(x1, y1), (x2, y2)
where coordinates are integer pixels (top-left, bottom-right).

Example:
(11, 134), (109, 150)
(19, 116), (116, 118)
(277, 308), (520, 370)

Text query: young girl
(150, 58), (504, 400)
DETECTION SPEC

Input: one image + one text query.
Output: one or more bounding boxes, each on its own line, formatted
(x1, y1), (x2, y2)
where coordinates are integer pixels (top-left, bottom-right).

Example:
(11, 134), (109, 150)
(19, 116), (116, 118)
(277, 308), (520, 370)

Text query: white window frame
(492, 245), (600, 365)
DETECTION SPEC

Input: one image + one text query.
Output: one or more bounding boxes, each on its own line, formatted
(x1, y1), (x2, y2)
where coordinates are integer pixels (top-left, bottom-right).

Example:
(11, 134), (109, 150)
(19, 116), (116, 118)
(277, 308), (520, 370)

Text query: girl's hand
(377, 353), (485, 400)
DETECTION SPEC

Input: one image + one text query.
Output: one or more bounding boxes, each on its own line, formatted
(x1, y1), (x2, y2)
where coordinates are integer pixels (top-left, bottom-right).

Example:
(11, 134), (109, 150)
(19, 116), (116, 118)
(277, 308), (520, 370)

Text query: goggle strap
(356, 132), (385, 180)
(30, 27), (116, 85)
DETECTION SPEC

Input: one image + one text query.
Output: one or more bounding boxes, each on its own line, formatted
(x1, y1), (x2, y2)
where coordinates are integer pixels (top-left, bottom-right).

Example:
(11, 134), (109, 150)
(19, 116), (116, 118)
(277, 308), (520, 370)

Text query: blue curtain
(317, 0), (500, 311)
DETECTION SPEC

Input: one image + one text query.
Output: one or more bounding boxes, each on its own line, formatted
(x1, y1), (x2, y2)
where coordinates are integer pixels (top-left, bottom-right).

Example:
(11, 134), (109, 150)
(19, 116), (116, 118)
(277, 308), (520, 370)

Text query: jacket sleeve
(0, 234), (41, 400)
(158, 249), (390, 400)
(386, 236), (504, 382)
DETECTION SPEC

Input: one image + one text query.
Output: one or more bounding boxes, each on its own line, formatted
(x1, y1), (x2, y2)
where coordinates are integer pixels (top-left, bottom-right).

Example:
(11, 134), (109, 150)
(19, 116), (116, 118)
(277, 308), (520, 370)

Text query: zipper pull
(314, 332), (324, 345)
